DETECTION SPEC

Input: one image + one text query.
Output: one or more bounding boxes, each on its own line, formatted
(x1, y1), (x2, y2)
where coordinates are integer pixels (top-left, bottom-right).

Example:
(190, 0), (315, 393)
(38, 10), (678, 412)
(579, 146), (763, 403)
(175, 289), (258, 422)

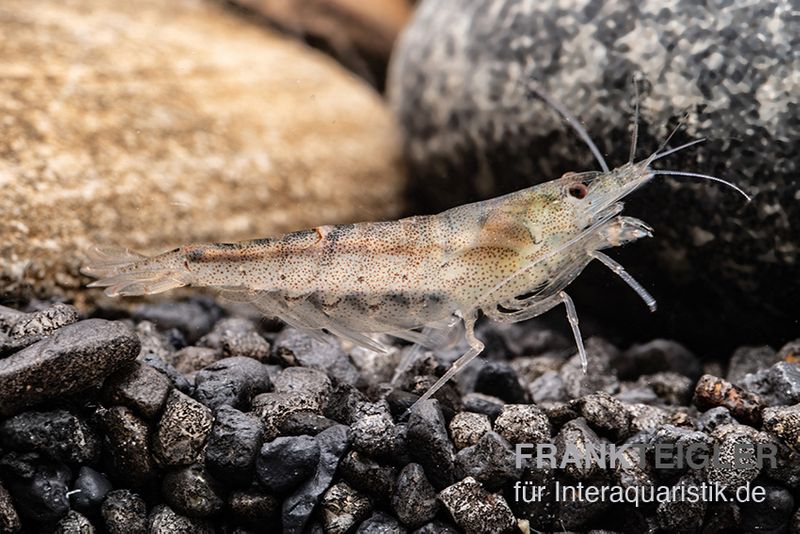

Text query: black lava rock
(70, 466), (112, 513)
(0, 319), (139, 416)
(204, 405), (264, 487)
(391, 463), (439, 529)
(0, 409), (101, 464)
(461, 393), (505, 422)
(406, 400), (456, 489)
(273, 328), (359, 386)
(356, 511), (407, 534)
(102, 361), (173, 420)
(320, 482), (373, 534)
(656, 475), (707, 532)
(727, 345), (780, 384)
(762, 404), (800, 448)
(54, 510), (94, 533)
(193, 356), (272, 411)
(198, 317), (271, 361)
(455, 431), (522, 491)
(740, 484), (795, 534)
(147, 504), (213, 534)
(228, 489), (280, 530)
(0, 303), (79, 355)
(474, 361), (528, 404)
(438, 477), (515, 534)
(101, 489), (147, 534)
(616, 340), (701, 380)
(350, 401), (396, 457)
(494, 404), (551, 445)
(162, 464), (224, 518)
(280, 412), (339, 436)
(574, 391), (632, 441)
(0, 483), (21, 533)
(0, 452), (70, 524)
(339, 451), (397, 504)
(448, 411), (492, 450)
(132, 297), (222, 344)
(97, 406), (156, 488)
(153, 389), (214, 467)
(256, 434), (320, 495)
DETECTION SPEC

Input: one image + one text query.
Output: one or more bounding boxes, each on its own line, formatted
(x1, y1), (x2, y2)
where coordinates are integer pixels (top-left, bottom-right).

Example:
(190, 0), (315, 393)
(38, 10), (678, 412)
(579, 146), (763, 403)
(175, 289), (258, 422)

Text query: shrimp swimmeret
(83, 92), (750, 409)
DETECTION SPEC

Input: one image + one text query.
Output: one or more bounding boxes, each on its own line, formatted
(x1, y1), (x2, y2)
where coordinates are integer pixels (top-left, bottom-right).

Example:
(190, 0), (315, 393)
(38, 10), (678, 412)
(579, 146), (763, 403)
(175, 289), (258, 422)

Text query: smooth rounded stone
(0, 319), (139, 416)
(169, 347), (222, 377)
(391, 463), (439, 528)
(574, 391), (632, 441)
(412, 521), (460, 534)
(351, 401), (396, 457)
(560, 338), (620, 399)
(390, 0), (797, 352)
(406, 400), (456, 489)
(637, 372), (694, 405)
(0, 304), (80, 355)
(455, 431), (522, 491)
(494, 404), (551, 446)
(554, 418), (608, 482)
(740, 362), (800, 406)
(438, 477), (515, 534)
(696, 407), (735, 434)
(0, 482), (22, 533)
(356, 511), (407, 534)
(162, 464), (224, 518)
(101, 490), (147, 534)
(656, 475), (707, 531)
(321, 482), (373, 534)
(762, 404), (800, 448)
(96, 406), (156, 488)
(474, 361), (528, 404)
(339, 451), (397, 504)
(54, 510), (95, 533)
(256, 435), (321, 495)
(727, 345), (780, 384)
(461, 393), (505, 422)
(228, 490), (280, 531)
(273, 367), (333, 411)
(705, 424), (769, 489)
(193, 356), (272, 411)
(204, 406), (264, 487)
(693, 374), (764, 425)
(740, 485), (795, 533)
(102, 361), (173, 419)
(70, 467), (112, 512)
(147, 504), (213, 534)
(449, 412), (491, 451)
(615, 340), (701, 381)
(282, 425), (350, 534)
(529, 370), (568, 404)
(132, 298), (223, 344)
(0, 452), (70, 524)
(273, 328), (360, 386)
(153, 389), (214, 467)
(280, 412), (339, 436)
(0, 409), (100, 464)
(198, 318), (271, 362)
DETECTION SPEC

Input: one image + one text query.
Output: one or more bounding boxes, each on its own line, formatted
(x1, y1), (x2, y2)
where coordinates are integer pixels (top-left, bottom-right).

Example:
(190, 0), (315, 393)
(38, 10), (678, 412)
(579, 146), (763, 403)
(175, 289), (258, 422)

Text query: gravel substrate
(0, 299), (798, 533)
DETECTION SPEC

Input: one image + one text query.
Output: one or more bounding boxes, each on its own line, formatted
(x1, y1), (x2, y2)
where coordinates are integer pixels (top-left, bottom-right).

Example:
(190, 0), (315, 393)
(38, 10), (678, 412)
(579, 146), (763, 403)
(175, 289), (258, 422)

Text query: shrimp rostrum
(83, 93), (749, 408)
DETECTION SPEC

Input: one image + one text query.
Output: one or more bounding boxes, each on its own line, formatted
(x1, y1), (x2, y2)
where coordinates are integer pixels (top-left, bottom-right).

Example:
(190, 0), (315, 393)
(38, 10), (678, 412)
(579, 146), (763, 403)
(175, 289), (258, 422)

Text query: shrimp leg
(589, 251), (657, 312)
(560, 291), (588, 372)
(407, 310), (484, 413)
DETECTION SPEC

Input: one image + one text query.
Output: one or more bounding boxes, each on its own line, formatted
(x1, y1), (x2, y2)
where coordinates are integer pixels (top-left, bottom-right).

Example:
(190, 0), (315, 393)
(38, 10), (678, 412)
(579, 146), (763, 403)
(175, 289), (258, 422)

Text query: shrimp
(82, 87), (750, 410)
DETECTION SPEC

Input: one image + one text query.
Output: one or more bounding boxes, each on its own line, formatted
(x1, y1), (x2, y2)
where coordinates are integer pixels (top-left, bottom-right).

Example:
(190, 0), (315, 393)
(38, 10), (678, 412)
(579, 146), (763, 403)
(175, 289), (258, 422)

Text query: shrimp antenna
(527, 84), (610, 173)
(651, 170), (751, 202)
(629, 77), (640, 163)
(645, 112), (690, 166)
(649, 138), (707, 162)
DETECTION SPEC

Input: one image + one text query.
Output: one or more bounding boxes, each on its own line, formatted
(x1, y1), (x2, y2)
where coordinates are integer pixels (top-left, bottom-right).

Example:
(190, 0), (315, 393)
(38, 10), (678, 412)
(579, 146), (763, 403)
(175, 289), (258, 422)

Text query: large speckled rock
(389, 0), (798, 352)
(0, 0), (405, 302)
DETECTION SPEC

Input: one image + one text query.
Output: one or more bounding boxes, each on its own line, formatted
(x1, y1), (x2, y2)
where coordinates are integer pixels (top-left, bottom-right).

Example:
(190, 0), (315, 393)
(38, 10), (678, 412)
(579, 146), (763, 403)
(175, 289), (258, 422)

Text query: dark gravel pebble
(406, 400), (456, 489)
(0, 319), (139, 416)
(762, 404), (800, 448)
(193, 356), (272, 411)
(282, 424), (350, 534)
(0, 409), (100, 464)
(102, 361), (173, 419)
(455, 431), (521, 491)
(727, 345), (781, 384)
(412, 520), (460, 534)
(448, 411), (491, 450)
(162, 464), (224, 518)
(0, 483), (21, 533)
(693, 374), (764, 425)
(147, 504), (214, 534)
(740, 484), (795, 533)
(252, 391), (321, 441)
(391, 463), (439, 528)
(705, 424), (768, 489)
(351, 401), (396, 457)
(494, 403), (551, 445)
(153, 389), (214, 467)
(0, 303), (80, 355)
(132, 297), (222, 344)
(204, 405), (264, 487)
(198, 317), (271, 361)
(461, 393), (505, 421)
(574, 391), (632, 441)
(97, 406), (156, 488)
(561, 337), (620, 398)
(54, 510), (94, 533)
(637, 371), (695, 405)
(529, 370), (567, 404)
(555, 418), (607, 482)
(656, 475), (707, 531)
(228, 489), (280, 530)
(356, 511), (407, 534)
(101, 489), (147, 534)
(474, 361), (528, 404)
(438, 477), (515, 534)
(170, 346), (222, 376)
(0, 452), (70, 523)
(70, 466), (112, 512)
(339, 451), (397, 503)
(256, 434), (320, 494)
(280, 411), (339, 436)
(615, 339), (701, 380)
(696, 406), (735, 433)
(320, 482), (373, 534)
(740, 362), (800, 406)
(274, 328), (360, 386)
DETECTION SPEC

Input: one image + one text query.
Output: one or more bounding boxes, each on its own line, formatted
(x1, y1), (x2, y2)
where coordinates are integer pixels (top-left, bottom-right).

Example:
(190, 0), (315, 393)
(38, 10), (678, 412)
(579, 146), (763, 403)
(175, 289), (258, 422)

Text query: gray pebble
(0, 483), (21, 534)
(162, 464), (224, 518)
(282, 424), (350, 534)
(555, 418), (607, 482)
(97, 406), (156, 488)
(193, 356), (272, 411)
(252, 391), (321, 441)
(617, 340), (701, 380)
(351, 401), (396, 457)
(280, 412), (339, 436)
(575, 391), (632, 440)
(494, 404), (551, 445)
(407, 400), (456, 489)
(101, 490), (147, 534)
(228, 489), (280, 530)
(474, 361), (527, 404)
(0, 409), (100, 464)
(1, 303), (80, 355)
(461, 393), (505, 422)
(561, 337), (620, 398)
(637, 372), (694, 405)
(696, 407), (735, 434)
(54, 510), (95, 533)
(132, 297), (222, 344)
(204, 405), (264, 487)
(169, 346), (222, 376)
(0, 319), (139, 416)
(147, 504), (214, 534)
(726, 345), (780, 384)
(511, 353), (567, 385)
(391, 463), (439, 529)
(153, 389), (214, 467)
(256, 435), (320, 495)
(273, 328), (359, 386)
(273, 367), (332, 411)
(706, 424), (769, 489)
(356, 511), (407, 534)
(455, 431), (522, 490)
(529, 370), (567, 404)
(651, 425), (713, 478)
(198, 317), (271, 361)
(742, 362), (800, 406)
(762, 404), (800, 448)
(325, 381), (368, 425)
(438, 477), (515, 534)
(339, 451), (397, 504)
(656, 475), (707, 532)
(449, 411), (491, 450)
(135, 322), (192, 392)
(102, 361), (173, 419)
(70, 466), (112, 512)
(321, 482), (373, 534)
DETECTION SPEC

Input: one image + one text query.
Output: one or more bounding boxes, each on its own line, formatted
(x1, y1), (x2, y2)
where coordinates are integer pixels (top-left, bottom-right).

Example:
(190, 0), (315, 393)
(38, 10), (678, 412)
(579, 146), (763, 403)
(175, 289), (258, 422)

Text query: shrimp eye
(568, 184), (588, 199)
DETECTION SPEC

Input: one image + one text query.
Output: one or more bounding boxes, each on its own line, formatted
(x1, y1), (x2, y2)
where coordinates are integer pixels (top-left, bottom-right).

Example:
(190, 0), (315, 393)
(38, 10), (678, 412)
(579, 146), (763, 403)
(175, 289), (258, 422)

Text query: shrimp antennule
(651, 170), (751, 202)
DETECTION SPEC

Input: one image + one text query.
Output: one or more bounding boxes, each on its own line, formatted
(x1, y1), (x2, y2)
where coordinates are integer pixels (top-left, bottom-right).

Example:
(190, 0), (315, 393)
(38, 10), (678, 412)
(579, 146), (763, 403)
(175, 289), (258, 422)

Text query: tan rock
(0, 0), (405, 302)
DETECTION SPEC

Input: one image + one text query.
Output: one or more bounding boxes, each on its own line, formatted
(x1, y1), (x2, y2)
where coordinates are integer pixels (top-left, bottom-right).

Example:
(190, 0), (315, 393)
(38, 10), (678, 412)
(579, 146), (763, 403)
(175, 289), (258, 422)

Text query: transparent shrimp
(83, 85), (750, 412)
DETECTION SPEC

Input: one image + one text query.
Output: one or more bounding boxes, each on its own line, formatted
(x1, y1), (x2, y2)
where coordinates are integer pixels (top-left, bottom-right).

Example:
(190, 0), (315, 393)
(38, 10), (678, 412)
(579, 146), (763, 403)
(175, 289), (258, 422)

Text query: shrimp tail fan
(81, 245), (190, 297)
